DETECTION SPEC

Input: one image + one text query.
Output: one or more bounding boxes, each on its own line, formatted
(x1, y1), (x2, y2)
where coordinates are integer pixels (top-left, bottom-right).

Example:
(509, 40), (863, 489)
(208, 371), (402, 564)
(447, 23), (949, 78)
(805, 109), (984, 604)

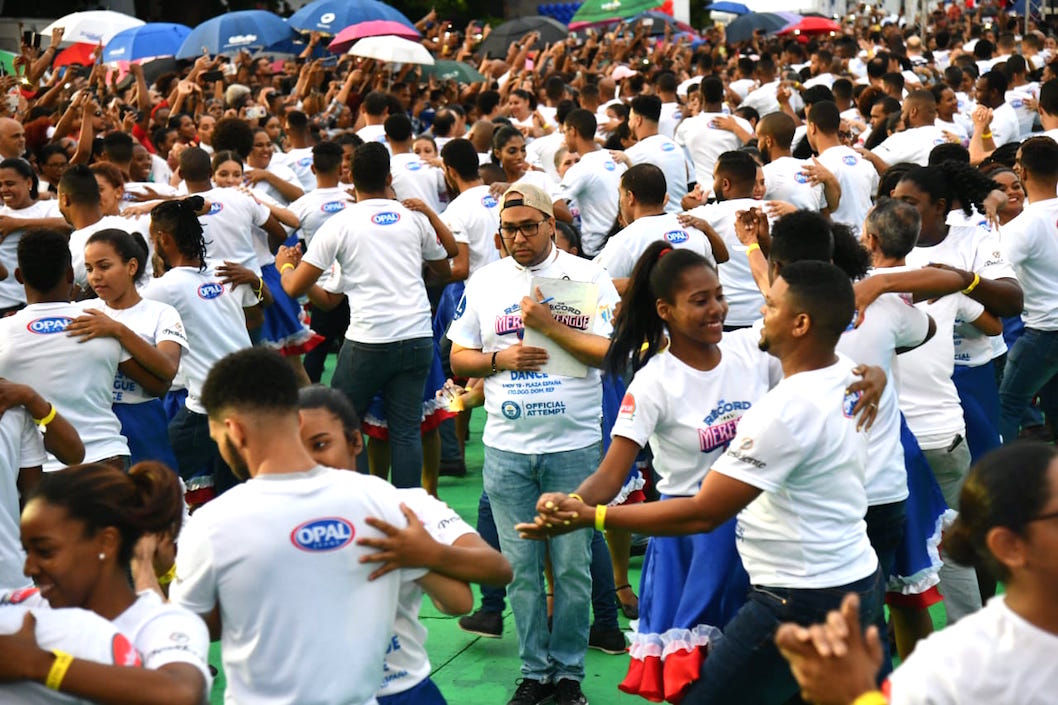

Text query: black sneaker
(554, 678), (588, 705)
(588, 625), (627, 654)
(458, 609), (503, 638)
(438, 459), (467, 477)
(507, 678), (555, 705)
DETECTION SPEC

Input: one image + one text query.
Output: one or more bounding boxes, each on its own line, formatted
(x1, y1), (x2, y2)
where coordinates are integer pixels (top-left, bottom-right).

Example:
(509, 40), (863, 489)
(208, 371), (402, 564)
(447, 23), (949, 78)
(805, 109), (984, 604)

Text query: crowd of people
(0, 0), (1056, 703)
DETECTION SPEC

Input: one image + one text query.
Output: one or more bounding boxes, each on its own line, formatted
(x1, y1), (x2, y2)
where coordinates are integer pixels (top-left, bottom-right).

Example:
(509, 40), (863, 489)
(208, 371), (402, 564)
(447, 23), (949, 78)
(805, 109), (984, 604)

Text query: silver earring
(98, 553), (105, 561)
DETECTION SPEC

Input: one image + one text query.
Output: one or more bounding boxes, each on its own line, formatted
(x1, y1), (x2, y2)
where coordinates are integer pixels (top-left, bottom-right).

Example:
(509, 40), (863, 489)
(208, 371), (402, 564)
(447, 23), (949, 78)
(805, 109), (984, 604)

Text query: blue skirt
(258, 263), (321, 354)
(602, 372), (646, 504)
(113, 399), (179, 471)
(887, 416), (953, 605)
(432, 281), (465, 344)
(362, 338), (455, 439)
(162, 388), (188, 422)
(952, 360), (1001, 462)
(377, 676), (446, 705)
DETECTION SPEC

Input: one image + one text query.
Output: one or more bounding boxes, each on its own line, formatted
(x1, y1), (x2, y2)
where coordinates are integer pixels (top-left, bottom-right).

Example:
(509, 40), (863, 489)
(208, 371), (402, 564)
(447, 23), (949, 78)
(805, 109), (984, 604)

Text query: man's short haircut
(1040, 80), (1058, 116)
(620, 163), (667, 206)
(179, 147), (213, 182)
(807, 101), (840, 134)
(981, 69), (1009, 96)
(778, 260), (855, 343)
(441, 138), (480, 181)
(655, 72), (678, 93)
(630, 94), (662, 123)
(758, 112), (797, 150)
(351, 142), (390, 192)
(432, 110), (455, 138)
(700, 76), (724, 104)
(285, 110), (308, 131)
(545, 76), (566, 101)
(565, 109), (597, 140)
(312, 140), (343, 174)
(17, 229), (71, 292)
(865, 198), (921, 259)
(58, 164), (101, 206)
(102, 131), (135, 164)
(477, 90), (501, 115)
(715, 150), (756, 190)
(362, 91), (389, 117)
(802, 85), (835, 107)
(831, 78), (853, 101)
(1019, 135), (1058, 180)
(384, 113), (413, 142)
(201, 347), (298, 418)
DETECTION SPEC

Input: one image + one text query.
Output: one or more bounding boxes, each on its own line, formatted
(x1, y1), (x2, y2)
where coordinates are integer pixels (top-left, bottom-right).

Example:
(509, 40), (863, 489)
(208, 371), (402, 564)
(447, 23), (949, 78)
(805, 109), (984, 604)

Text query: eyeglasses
(1029, 509), (1058, 524)
(499, 219), (546, 239)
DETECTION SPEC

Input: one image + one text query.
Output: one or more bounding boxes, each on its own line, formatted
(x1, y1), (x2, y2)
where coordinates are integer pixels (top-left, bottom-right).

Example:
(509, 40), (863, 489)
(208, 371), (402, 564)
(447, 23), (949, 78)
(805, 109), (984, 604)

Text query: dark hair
(432, 110), (455, 138)
(700, 76), (724, 104)
(830, 223), (871, 281)
(620, 163), (667, 206)
(476, 90), (501, 115)
(877, 162), (916, 200)
(298, 385), (361, 443)
(1018, 136), (1058, 180)
(831, 78), (853, 101)
(1040, 79), (1058, 116)
(202, 347), (299, 417)
(491, 125), (523, 165)
(779, 260), (855, 343)
(981, 69), (1008, 97)
(90, 162), (125, 193)
(899, 162), (999, 217)
(441, 138), (479, 181)
(604, 241), (714, 378)
(802, 84), (835, 107)
(770, 210), (834, 266)
(629, 94), (662, 123)
(17, 229), (71, 292)
(758, 112), (796, 150)
(285, 109), (308, 132)
(311, 140), (343, 175)
(554, 220), (584, 258)
(565, 109), (597, 141)
(86, 228), (149, 285)
(151, 196), (207, 270)
(58, 164), (100, 206)
(351, 142), (390, 193)
(0, 157), (39, 200)
(384, 113), (413, 142)
(102, 131), (135, 165)
(363, 91), (389, 117)
(928, 143), (970, 165)
(29, 462), (183, 566)
(211, 150), (243, 176)
(211, 117), (254, 159)
(715, 150), (756, 192)
(807, 101), (840, 134)
(946, 442), (1057, 580)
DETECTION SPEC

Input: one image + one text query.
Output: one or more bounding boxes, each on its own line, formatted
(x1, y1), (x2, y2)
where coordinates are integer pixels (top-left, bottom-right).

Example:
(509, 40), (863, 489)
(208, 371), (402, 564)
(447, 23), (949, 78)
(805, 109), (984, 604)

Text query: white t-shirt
(906, 214), (1015, 364)
(686, 197), (767, 327)
(711, 354), (878, 588)
(612, 330), (780, 496)
(250, 161), (301, 206)
(171, 467), (426, 705)
(659, 102), (681, 139)
(142, 266), (254, 415)
(0, 302), (130, 469)
(594, 212), (716, 280)
(390, 152), (446, 214)
(447, 246), (619, 454)
(762, 156), (826, 211)
(815, 145), (879, 233)
(935, 117), (969, 143)
(556, 149), (626, 256)
(526, 132), (565, 182)
(623, 134), (690, 214)
(0, 408), (45, 589)
(304, 199), (447, 343)
(0, 201), (61, 308)
(888, 596), (1058, 705)
(149, 154), (172, 186)
(111, 591), (211, 702)
(838, 285), (931, 504)
(1000, 198), (1058, 331)
(84, 299), (188, 405)
(729, 78), (756, 99)
(380, 488), (474, 697)
(356, 124), (388, 145)
(741, 80), (782, 117)
(195, 187), (270, 273)
(69, 215), (140, 290)
(288, 186), (356, 288)
(675, 112), (752, 187)
(285, 146), (317, 191)
(442, 184), (501, 278)
(886, 265), (982, 450)
(872, 125), (950, 166)
(989, 102), (1022, 146)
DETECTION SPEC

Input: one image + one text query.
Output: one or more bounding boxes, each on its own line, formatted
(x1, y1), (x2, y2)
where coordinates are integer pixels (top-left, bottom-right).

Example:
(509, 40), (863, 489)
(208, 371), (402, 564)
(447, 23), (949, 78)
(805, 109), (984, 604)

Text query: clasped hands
(514, 492), (593, 540)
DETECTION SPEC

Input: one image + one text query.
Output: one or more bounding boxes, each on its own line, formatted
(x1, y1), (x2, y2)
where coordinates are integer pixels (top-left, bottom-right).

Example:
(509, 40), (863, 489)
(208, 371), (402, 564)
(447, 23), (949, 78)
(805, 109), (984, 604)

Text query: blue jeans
(483, 444), (598, 683)
(167, 406), (239, 494)
(331, 337), (432, 488)
(999, 327), (1058, 444)
(682, 568), (885, 705)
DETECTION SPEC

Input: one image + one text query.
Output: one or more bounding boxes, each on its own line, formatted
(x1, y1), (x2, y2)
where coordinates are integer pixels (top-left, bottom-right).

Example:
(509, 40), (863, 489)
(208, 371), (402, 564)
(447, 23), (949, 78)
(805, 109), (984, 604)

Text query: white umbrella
(347, 36), (434, 65)
(42, 11), (145, 46)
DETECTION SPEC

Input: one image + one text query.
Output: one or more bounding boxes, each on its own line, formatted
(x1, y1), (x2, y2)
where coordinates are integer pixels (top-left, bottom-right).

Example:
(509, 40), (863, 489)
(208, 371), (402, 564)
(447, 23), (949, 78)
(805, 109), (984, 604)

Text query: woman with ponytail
(0, 462), (209, 704)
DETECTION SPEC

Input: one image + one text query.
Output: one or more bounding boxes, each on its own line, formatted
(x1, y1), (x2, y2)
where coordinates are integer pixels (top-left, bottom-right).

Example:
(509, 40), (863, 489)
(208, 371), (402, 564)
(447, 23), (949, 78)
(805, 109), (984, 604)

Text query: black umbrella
(724, 11), (800, 44)
(479, 16), (569, 58)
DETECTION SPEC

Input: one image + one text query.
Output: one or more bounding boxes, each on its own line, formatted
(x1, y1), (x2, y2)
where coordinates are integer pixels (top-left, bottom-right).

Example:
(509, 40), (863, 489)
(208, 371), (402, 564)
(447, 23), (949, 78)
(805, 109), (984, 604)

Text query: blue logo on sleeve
(372, 212), (401, 226)
(501, 401), (522, 419)
(453, 295), (467, 320)
(298, 157), (313, 167)
(664, 230), (689, 244)
(290, 517), (355, 552)
(482, 194), (498, 209)
(321, 201), (347, 214)
(206, 202), (224, 216)
(197, 283), (224, 300)
(661, 142), (676, 152)
(26, 317), (73, 334)
(842, 390), (863, 418)
(604, 161), (616, 171)
(406, 161), (423, 171)
(794, 171), (809, 184)
(843, 155), (858, 166)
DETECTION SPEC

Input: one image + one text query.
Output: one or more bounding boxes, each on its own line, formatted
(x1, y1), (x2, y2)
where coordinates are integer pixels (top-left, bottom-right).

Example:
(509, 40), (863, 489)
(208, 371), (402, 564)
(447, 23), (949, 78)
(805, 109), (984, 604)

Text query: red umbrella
(328, 20), (422, 53)
(54, 42), (100, 68)
(777, 16), (841, 35)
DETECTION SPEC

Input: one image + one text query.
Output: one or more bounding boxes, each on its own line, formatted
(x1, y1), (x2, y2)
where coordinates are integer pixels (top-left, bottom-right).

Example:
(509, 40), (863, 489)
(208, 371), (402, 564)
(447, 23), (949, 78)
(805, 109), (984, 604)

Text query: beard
(222, 435), (250, 481)
(758, 329), (771, 352)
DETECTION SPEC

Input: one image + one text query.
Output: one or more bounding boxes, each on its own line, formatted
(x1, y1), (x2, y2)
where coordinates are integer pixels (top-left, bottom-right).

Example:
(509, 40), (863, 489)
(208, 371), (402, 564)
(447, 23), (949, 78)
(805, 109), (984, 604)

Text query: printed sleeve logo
(1010, 98), (1024, 109)
(842, 155), (858, 166)
(604, 161), (617, 171)
(406, 161), (423, 171)
(482, 194), (498, 209)
(661, 142), (676, 152)
(618, 393), (636, 421)
(453, 294), (467, 320)
(290, 517), (356, 552)
(372, 212), (401, 226)
(842, 389), (863, 419)
(298, 157), (313, 167)
(27, 317), (73, 335)
(321, 201), (347, 214)
(198, 283), (224, 300)
(0, 587), (39, 604)
(111, 633), (142, 667)
(501, 401), (521, 419)
(794, 171), (809, 184)
(664, 230), (689, 244)
(206, 202), (223, 216)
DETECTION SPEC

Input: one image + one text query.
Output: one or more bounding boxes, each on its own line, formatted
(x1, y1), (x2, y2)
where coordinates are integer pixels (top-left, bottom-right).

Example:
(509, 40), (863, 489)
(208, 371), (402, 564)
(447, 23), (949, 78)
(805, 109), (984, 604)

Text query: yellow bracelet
(594, 504), (607, 531)
(568, 493), (584, 504)
(279, 263), (295, 274)
(746, 243), (761, 256)
(157, 563), (177, 587)
(45, 650), (74, 691)
(981, 130), (993, 140)
(33, 404), (57, 428)
(850, 692), (888, 705)
(962, 272), (981, 295)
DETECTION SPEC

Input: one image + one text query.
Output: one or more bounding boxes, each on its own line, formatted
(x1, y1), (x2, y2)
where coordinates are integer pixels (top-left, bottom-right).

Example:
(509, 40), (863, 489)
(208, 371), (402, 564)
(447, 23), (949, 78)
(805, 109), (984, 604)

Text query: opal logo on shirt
(321, 201), (347, 214)
(1011, 98), (1024, 109)
(405, 161), (423, 171)
(197, 283), (224, 300)
(664, 230), (688, 244)
(501, 401), (521, 420)
(26, 317), (72, 335)
(843, 155), (858, 166)
(482, 194), (499, 209)
(298, 157), (313, 167)
(290, 517), (356, 552)
(794, 171), (809, 184)
(372, 212), (401, 226)
(661, 142), (676, 152)
(603, 161), (617, 171)
(206, 202), (224, 216)
(842, 389), (863, 419)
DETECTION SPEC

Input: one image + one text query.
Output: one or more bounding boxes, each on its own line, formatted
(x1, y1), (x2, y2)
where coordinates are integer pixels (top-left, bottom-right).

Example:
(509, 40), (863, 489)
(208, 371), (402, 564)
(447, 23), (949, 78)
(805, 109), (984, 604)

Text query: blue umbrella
(724, 11), (800, 43)
(704, 1), (751, 14)
(104, 23), (191, 62)
(176, 11), (295, 59)
(287, 0), (415, 35)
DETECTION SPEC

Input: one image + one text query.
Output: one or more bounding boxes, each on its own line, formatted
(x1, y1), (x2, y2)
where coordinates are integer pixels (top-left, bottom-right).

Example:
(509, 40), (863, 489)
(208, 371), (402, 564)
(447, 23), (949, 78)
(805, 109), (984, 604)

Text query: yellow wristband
(45, 650), (74, 691)
(746, 243), (761, 255)
(981, 130), (993, 139)
(962, 272), (981, 295)
(594, 504), (607, 531)
(33, 404), (57, 428)
(279, 263), (295, 274)
(157, 562), (177, 586)
(568, 493), (584, 504)
(851, 692), (888, 705)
